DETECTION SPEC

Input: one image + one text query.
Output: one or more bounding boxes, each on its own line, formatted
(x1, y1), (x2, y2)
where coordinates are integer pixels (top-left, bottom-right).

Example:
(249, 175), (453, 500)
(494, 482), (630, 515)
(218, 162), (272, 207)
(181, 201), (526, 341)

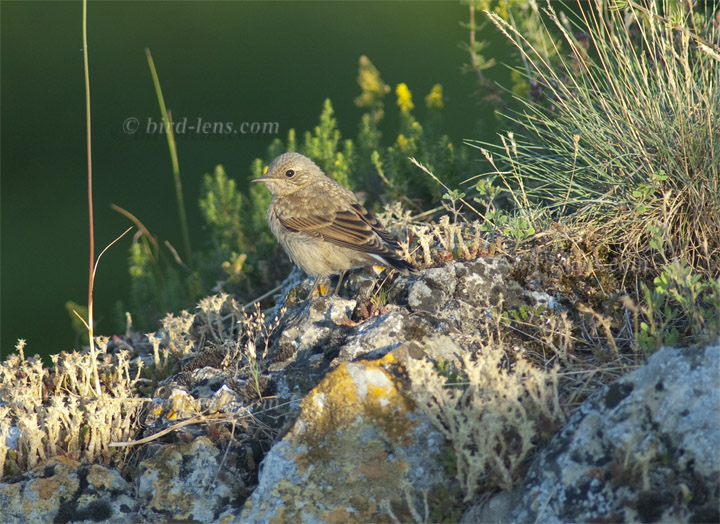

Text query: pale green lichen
(406, 340), (565, 500)
(0, 338), (145, 477)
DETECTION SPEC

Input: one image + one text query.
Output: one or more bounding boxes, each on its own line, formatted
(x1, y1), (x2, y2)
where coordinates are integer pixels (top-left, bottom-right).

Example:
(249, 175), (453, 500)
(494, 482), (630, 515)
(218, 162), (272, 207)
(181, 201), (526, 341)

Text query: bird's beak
(252, 164), (271, 183)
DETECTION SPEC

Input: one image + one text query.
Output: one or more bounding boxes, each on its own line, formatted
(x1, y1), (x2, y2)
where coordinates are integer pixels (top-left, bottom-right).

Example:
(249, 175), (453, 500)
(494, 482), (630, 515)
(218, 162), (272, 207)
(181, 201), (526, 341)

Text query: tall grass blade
(145, 48), (193, 265)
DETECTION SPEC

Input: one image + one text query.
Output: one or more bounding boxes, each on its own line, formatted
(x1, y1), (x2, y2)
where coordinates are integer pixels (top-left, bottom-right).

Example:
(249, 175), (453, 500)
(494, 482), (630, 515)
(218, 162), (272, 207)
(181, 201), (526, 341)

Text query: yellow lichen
(295, 358), (419, 469)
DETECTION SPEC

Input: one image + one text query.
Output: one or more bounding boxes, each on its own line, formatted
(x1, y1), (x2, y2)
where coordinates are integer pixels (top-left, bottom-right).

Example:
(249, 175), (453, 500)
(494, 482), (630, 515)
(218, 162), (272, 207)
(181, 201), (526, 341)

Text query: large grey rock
(464, 340), (720, 524)
(238, 355), (452, 523)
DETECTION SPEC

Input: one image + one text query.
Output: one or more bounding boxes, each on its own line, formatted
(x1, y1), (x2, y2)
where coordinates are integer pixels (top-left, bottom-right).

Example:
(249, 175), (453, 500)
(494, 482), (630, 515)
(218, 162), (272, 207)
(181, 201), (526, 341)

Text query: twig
(164, 240), (191, 272)
(109, 409), (251, 448)
(111, 204), (160, 251)
(243, 284), (283, 310)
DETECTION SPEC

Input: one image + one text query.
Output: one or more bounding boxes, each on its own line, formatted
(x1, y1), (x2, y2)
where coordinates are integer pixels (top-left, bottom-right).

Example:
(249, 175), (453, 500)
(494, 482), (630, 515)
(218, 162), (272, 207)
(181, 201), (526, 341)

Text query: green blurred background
(1, 1), (513, 361)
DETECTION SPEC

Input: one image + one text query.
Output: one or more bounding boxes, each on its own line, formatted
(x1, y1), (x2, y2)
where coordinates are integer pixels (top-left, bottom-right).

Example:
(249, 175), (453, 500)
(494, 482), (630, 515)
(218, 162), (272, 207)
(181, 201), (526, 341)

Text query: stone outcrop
(1, 258), (717, 523)
(462, 340), (720, 524)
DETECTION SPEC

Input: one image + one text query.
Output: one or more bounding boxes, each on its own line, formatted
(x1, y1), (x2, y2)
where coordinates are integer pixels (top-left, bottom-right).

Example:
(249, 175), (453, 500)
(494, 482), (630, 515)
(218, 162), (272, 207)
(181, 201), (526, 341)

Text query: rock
(407, 265), (458, 315)
(406, 258), (521, 338)
(0, 457), (135, 524)
(2, 257), (718, 524)
(266, 294), (358, 402)
(338, 309), (420, 361)
(136, 436), (246, 522)
(238, 353), (452, 523)
(463, 339), (720, 524)
(267, 258), (515, 409)
(460, 490), (517, 524)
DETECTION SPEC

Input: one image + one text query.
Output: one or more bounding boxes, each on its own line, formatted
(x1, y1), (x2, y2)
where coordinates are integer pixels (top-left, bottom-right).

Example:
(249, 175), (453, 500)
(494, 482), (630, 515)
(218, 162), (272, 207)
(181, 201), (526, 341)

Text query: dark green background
(1, 1), (512, 361)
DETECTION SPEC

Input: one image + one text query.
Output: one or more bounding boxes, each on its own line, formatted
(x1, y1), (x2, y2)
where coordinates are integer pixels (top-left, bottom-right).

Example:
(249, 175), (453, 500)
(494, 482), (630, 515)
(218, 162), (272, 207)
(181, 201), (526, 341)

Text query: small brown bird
(252, 152), (417, 295)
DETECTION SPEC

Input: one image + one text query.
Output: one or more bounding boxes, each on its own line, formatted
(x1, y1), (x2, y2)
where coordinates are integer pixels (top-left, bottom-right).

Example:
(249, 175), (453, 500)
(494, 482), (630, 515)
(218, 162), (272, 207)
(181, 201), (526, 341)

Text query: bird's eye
(285, 169), (295, 178)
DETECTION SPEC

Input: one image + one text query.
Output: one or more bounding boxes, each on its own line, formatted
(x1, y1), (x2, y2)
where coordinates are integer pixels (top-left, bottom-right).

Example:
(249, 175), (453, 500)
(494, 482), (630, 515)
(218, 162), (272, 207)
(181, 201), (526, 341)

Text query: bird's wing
(278, 203), (400, 255)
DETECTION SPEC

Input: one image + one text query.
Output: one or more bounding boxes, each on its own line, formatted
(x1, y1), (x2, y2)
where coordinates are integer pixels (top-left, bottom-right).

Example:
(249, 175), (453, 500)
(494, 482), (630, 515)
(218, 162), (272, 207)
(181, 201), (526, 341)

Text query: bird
(251, 152), (417, 296)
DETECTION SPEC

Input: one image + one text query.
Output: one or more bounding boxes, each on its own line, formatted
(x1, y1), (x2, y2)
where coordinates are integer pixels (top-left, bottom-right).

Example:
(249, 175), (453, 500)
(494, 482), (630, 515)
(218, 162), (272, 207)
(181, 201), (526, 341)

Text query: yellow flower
(397, 134), (409, 152)
(355, 56), (390, 108)
(222, 253), (247, 283)
(425, 84), (444, 109)
(396, 83), (414, 112)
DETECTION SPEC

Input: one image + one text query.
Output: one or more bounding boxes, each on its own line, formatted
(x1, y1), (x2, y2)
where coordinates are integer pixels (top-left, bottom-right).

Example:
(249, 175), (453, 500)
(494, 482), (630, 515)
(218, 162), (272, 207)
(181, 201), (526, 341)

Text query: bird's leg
(333, 270), (347, 296)
(307, 277), (321, 299)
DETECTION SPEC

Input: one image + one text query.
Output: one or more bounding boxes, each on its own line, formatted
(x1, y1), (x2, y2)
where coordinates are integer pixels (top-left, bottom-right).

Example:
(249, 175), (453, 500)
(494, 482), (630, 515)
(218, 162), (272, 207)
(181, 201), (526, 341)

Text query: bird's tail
(371, 253), (419, 275)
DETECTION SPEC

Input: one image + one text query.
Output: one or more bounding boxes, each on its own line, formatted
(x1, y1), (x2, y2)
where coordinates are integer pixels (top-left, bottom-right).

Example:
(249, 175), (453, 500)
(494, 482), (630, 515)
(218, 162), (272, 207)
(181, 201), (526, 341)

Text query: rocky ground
(0, 254), (718, 523)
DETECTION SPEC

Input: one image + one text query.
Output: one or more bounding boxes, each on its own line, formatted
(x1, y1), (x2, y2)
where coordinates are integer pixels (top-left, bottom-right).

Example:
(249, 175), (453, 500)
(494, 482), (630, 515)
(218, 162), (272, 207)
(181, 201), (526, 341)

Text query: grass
(468, 0), (720, 279)
(81, 0), (102, 397)
(145, 48), (192, 265)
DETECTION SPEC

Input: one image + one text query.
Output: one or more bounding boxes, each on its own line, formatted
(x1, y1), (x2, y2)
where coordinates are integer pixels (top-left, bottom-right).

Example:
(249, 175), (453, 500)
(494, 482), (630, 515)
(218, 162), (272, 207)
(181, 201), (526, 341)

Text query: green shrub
(629, 259), (720, 352)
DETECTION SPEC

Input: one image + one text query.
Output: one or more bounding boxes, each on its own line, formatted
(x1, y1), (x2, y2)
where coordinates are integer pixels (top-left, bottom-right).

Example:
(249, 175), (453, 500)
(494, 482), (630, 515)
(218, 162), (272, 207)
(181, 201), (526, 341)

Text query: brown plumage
(252, 152), (416, 293)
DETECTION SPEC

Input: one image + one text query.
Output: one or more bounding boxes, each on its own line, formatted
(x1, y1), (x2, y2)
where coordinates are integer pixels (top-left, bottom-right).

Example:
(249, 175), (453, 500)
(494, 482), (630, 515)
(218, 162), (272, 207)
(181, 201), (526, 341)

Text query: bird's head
(251, 152), (323, 197)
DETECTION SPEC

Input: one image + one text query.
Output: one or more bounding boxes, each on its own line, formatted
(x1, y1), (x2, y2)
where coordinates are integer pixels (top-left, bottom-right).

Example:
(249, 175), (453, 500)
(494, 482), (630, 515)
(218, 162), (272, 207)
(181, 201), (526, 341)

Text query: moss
(427, 482), (465, 523)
